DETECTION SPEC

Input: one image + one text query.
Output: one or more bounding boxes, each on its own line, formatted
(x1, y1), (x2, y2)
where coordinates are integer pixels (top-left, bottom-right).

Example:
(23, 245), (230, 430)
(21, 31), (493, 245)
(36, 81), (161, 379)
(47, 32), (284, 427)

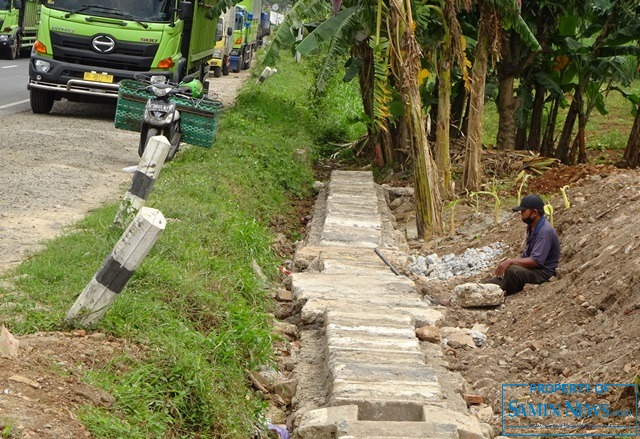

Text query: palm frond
(205, 0), (239, 21)
(371, 42), (393, 131)
(491, 0), (541, 52)
(315, 10), (365, 91)
(297, 7), (359, 56)
(263, 0), (332, 65)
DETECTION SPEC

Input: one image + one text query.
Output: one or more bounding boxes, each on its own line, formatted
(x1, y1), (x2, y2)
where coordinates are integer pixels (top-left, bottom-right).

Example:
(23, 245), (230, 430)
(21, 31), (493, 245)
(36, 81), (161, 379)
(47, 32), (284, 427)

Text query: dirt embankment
(406, 166), (640, 435)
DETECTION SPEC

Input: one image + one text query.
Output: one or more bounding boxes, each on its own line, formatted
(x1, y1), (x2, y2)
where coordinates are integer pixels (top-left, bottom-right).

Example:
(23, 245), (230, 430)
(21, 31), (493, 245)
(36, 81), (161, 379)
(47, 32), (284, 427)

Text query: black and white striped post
(67, 207), (166, 327)
(114, 135), (170, 226)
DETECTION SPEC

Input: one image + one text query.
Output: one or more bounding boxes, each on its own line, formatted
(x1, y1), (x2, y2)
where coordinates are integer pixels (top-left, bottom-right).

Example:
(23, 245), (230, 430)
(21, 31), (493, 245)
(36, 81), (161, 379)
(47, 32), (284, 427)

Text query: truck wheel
(242, 48), (253, 70)
(241, 49), (251, 70)
(222, 56), (230, 76)
(3, 37), (19, 60)
(213, 66), (222, 78)
(30, 89), (54, 114)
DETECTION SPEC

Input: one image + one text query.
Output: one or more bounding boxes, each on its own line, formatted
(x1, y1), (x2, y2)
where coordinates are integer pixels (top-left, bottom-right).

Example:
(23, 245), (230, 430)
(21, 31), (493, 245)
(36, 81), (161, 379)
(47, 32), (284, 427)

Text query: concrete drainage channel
(287, 170), (494, 439)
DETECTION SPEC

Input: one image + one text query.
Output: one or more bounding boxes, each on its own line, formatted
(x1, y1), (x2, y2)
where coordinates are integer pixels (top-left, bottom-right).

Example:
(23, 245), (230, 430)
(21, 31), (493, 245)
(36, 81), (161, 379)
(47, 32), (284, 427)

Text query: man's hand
(495, 258), (512, 278)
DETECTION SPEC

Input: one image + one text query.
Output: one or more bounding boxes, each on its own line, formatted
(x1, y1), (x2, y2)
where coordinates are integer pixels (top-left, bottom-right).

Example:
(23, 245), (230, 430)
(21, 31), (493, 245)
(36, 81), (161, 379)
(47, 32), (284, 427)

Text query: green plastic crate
(114, 79), (224, 148)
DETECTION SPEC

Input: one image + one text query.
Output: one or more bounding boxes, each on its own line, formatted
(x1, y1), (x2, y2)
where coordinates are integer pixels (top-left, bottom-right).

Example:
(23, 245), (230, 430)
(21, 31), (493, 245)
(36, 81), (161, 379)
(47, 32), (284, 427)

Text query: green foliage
(0, 55), (332, 438)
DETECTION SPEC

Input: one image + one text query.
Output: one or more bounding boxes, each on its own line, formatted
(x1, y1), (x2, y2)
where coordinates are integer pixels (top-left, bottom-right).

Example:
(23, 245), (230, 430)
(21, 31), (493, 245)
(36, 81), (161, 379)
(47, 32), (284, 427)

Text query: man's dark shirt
(520, 216), (560, 276)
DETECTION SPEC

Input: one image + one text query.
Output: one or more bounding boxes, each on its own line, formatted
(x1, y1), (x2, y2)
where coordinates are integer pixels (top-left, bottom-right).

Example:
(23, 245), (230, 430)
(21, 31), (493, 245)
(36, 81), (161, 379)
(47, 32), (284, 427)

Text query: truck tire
(241, 48), (251, 70)
(222, 56), (230, 76)
(3, 36), (19, 60)
(30, 89), (54, 114)
(213, 66), (222, 78)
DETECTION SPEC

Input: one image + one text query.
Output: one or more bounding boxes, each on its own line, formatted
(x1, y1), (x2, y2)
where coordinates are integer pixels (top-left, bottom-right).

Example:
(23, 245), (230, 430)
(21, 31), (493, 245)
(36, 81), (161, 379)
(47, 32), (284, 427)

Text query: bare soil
(395, 164), (640, 436)
(0, 70), (251, 438)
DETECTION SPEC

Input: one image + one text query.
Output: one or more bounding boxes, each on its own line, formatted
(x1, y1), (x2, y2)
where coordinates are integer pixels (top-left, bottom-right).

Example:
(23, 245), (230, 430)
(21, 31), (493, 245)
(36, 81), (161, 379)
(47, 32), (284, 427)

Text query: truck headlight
(212, 49), (222, 58)
(0, 35), (8, 42)
(230, 49), (239, 56)
(34, 59), (51, 73)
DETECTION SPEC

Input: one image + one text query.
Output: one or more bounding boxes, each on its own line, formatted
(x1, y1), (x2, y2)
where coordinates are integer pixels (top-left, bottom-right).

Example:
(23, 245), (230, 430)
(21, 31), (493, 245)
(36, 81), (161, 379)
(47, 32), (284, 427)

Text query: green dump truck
(28, 0), (218, 114)
(0, 0), (39, 59)
(229, 0), (262, 73)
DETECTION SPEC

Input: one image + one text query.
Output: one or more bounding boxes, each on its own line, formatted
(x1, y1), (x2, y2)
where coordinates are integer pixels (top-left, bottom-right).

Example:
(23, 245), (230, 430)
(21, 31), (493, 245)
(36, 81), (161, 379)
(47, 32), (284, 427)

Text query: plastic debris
(267, 423), (289, 439)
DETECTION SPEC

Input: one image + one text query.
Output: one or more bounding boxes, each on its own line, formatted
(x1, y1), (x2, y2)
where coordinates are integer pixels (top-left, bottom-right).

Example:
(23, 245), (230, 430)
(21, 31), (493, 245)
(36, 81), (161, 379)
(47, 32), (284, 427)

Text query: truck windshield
(234, 10), (244, 30)
(0, 0), (10, 11)
(46, 0), (173, 22)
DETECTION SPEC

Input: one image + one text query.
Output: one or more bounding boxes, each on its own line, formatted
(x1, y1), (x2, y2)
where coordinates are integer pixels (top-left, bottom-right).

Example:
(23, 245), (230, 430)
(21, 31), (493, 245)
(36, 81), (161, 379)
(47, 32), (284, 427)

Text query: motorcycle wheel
(139, 126), (160, 157)
(165, 123), (182, 162)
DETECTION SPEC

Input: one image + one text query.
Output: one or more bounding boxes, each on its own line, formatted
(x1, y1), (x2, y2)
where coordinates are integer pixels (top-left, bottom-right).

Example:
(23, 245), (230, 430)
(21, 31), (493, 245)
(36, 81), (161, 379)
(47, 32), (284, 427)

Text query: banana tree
(462, 0), (540, 191)
(554, 1), (640, 164)
(389, 0), (442, 237)
(415, 0), (469, 197)
(264, 0), (444, 235)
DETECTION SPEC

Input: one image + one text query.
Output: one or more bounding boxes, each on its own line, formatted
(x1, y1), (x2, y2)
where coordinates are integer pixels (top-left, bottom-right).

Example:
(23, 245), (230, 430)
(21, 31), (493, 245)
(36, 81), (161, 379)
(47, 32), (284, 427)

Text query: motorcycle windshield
(46, 0), (173, 23)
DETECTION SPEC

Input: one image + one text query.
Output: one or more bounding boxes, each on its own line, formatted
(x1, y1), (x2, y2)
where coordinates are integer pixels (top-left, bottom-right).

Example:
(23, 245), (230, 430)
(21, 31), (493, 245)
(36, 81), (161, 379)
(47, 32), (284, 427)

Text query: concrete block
(423, 406), (493, 439)
(298, 405), (358, 439)
(327, 347), (426, 367)
(330, 361), (438, 384)
(326, 310), (414, 327)
(331, 380), (442, 405)
(451, 283), (504, 308)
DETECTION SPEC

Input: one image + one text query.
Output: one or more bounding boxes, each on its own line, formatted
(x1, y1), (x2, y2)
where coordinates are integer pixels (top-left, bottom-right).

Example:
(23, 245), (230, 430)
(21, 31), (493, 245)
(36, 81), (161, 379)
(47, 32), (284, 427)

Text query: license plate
(147, 102), (172, 112)
(83, 71), (114, 83)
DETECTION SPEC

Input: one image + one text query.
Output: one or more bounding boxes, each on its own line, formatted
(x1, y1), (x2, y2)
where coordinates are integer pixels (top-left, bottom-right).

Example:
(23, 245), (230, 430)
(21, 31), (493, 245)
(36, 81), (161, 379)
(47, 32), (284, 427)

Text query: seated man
(488, 194), (560, 295)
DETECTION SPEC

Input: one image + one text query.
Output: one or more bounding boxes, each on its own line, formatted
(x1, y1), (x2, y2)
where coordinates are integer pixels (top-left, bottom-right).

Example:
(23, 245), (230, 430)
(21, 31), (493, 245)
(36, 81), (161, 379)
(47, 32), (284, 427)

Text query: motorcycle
(134, 73), (205, 160)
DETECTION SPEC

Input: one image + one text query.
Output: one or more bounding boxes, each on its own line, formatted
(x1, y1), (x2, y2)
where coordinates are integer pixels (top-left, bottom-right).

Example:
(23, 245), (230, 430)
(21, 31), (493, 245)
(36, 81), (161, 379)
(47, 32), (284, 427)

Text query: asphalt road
(0, 57), (31, 115)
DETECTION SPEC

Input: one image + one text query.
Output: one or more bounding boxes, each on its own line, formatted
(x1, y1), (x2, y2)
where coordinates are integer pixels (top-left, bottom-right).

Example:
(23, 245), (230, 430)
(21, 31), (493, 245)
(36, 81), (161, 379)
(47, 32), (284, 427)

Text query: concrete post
(114, 135), (170, 226)
(66, 207), (166, 327)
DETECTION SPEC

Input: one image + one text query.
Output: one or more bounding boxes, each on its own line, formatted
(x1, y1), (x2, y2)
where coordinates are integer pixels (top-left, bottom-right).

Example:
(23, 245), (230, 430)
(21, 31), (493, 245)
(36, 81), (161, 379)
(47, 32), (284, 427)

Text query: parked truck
(209, 8), (235, 78)
(0, 0), (39, 59)
(229, 0), (262, 73)
(28, 0), (219, 114)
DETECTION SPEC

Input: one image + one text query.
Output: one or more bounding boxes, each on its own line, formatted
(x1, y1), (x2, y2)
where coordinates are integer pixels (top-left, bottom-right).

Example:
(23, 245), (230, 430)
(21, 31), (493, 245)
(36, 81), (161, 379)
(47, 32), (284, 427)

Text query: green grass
(0, 54), (354, 438)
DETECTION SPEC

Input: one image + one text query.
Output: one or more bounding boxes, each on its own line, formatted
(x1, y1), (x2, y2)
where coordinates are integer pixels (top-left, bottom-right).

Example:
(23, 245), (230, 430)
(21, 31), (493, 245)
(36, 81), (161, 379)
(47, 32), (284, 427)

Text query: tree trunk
(515, 125), (527, 151)
(577, 92), (588, 164)
(389, 0), (442, 237)
(622, 108), (640, 168)
(496, 74), (518, 150)
(462, 6), (489, 192)
(450, 80), (467, 139)
(435, 49), (452, 197)
(540, 96), (560, 157)
(527, 82), (545, 152)
(555, 91), (580, 164)
(354, 41), (395, 165)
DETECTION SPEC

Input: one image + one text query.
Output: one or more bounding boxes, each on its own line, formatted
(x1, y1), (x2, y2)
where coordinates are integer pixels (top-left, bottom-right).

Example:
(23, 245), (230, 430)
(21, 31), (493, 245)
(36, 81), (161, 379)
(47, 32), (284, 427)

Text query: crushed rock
(408, 243), (507, 280)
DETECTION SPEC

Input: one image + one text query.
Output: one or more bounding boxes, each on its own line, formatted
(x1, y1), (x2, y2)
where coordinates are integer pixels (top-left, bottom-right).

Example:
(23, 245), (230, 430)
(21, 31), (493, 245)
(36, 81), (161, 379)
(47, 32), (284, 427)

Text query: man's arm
(495, 257), (540, 277)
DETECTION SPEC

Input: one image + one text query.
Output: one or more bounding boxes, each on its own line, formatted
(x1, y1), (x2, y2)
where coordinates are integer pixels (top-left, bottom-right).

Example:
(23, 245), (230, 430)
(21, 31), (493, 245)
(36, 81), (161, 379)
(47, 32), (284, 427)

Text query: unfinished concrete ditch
(281, 170), (496, 439)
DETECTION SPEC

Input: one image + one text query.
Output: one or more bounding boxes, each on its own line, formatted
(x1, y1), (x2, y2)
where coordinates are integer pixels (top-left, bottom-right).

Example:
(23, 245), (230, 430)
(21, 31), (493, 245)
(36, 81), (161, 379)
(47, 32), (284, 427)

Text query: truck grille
(50, 32), (159, 71)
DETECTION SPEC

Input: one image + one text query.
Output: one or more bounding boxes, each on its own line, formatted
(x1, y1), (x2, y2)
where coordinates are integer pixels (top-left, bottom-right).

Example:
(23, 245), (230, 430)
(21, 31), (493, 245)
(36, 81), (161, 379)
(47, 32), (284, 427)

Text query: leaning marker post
(67, 207), (166, 327)
(114, 136), (171, 226)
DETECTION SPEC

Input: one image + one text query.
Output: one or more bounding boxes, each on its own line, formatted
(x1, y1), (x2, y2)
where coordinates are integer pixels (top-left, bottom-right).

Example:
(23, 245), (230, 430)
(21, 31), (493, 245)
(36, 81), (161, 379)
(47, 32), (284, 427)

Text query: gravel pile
(408, 243), (507, 280)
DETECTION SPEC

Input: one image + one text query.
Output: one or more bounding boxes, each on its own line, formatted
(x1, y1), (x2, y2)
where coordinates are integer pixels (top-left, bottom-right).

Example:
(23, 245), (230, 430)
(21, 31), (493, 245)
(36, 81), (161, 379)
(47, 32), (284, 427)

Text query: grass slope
(0, 55), (360, 438)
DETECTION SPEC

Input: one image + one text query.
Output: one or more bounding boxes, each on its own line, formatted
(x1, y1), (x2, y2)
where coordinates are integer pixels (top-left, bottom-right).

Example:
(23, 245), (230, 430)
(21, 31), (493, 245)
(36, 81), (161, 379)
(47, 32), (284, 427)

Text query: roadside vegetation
(0, 54), (362, 438)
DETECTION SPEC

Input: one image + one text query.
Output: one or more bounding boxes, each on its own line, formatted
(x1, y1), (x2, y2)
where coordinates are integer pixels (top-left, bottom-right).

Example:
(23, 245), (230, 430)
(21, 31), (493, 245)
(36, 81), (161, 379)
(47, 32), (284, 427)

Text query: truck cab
(28, 0), (217, 114)
(0, 0), (39, 59)
(229, 0), (260, 73)
(209, 8), (234, 78)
